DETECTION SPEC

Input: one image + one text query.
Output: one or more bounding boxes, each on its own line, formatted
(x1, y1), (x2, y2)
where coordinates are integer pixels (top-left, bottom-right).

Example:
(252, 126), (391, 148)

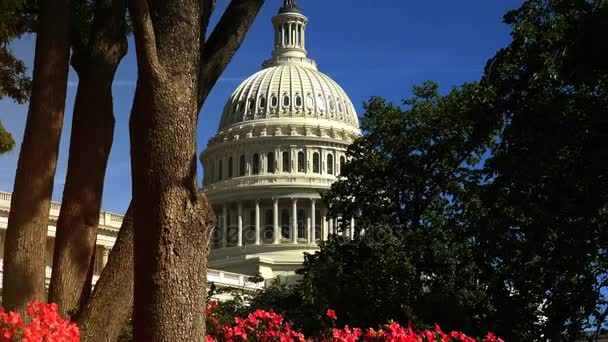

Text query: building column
(102, 246), (110, 268)
(237, 202), (243, 246)
(291, 198), (298, 244)
(350, 217), (355, 240)
(321, 207), (328, 241)
(273, 198), (280, 244)
(255, 200), (261, 245)
(329, 217), (334, 235)
(311, 199), (316, 243)
(221, 204), (228, 248)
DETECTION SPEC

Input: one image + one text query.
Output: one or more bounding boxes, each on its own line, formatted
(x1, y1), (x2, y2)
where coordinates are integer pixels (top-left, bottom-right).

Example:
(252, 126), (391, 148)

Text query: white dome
(218, 63), (359, 132)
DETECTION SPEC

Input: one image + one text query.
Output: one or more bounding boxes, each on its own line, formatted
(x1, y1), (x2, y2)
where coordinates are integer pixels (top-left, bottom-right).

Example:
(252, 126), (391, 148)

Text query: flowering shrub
(206, 301), (504, 342)
(0, 301), (80, 342)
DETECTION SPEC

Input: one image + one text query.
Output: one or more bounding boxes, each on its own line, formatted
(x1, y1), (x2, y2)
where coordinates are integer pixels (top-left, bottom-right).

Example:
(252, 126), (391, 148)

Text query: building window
(267, 152), (275, 174)
(218, 160), (223, 180)
(340, 156), (346, 175)
(313, 153), (320, 173)
(248, 98), (255, 111)
(228, 157), (233, 178)
(328, 98), (335, 112)
(295, 94), (302, 107)
(239, 155), (246, 176)
(327, 154), (334, 175)
(253, 154), (260, 175)
(260, 97), (266, 109)
(297, 152), (305, 172)
(282, 151), (290, 172)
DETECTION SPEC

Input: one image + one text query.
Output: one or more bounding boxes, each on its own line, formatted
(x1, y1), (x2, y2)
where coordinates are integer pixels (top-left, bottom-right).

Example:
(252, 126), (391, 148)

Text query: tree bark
(2, 0), (70, 314)
(48, 0), (127, 317)
(129, 1), (216, 340)
(77, 205), (134, 342)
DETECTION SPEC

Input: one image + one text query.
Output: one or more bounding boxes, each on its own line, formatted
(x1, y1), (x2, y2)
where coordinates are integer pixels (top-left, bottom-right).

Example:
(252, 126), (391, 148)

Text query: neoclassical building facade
(200, 0), (361, 279)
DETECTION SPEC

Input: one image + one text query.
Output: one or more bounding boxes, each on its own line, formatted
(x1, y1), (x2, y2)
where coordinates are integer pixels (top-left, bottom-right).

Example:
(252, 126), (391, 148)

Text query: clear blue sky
(0, 0), (523, 214)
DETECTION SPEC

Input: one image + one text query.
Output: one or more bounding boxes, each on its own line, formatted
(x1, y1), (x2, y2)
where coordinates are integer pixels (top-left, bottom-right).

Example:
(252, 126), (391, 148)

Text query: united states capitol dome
(218, 63), (359, 131)
(215, 1), (360, 136)
(200, 0), (361, 279)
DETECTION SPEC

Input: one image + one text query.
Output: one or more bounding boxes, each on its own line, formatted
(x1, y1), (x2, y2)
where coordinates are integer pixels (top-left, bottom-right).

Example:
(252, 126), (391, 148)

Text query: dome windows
(271, 94), (278, 107)
(248, 98), (255, 111)
(306, 94), (314, 109)
(282, 94), (290, 107)
(327, 154), (334, 175)
(313, 153), (320, 173)
(295, 94), (302, 107)
(317, 94), (326, 111)
(282, 151), (290, 172)
(252, 153), (260, 174)
(328, 97), (335, 112)
(267, 152), (275, 174)
(260, 97), (267, 109)
(297, 152), (305, 172)
(239, 155), (246, 176)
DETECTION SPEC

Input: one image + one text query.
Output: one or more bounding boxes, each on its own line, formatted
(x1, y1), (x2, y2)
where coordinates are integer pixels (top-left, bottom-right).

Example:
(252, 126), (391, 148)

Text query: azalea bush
(206, 301), (503, 342)
(0, 301), (80, 342)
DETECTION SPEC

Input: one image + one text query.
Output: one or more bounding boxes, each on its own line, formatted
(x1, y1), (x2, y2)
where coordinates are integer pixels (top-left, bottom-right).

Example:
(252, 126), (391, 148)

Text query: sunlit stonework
(200, 0), (361, 281)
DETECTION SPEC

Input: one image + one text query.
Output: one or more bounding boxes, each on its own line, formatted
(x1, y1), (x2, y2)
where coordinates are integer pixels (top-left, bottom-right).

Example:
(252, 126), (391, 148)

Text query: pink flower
(326, 309), (337, 320)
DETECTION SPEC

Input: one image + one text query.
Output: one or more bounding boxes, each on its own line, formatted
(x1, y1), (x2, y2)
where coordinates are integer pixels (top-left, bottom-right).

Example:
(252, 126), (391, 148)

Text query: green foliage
(309, 82), (498, 337)
(314, 1), (608, 341)
(465, 0), (608, 340)
(0, 121), (15, 154)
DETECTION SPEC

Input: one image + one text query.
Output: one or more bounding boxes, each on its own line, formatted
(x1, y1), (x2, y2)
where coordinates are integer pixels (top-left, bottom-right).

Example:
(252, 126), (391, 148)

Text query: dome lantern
(266, 0), (308, 65)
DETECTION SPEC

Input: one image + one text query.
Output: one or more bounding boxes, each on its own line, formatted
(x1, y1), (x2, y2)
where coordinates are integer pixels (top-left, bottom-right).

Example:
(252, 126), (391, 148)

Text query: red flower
(326, 309), (337, 320)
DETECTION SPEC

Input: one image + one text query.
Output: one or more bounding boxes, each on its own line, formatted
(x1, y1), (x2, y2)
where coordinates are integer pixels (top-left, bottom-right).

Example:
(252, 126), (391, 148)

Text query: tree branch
(129, 0), (161, 75)
(197, 0), (264, 111)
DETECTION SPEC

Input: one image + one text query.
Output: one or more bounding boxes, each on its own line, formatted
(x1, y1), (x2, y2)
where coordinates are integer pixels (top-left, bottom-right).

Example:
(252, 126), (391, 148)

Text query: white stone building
(0, 191), (264, 296)
(200, 0), (361, 280)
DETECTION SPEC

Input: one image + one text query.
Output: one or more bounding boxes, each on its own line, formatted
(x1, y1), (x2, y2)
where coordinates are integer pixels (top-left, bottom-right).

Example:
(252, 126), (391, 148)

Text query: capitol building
(200, 0), (361, 280)
(0, 0), (360, 291)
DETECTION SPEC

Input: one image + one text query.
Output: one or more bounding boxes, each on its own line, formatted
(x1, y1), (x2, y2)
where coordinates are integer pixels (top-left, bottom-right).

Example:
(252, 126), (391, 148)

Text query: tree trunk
(2, 0), (70, 314)
(129, 1), (216, 340)
(48, 0), (127, 316)
(77, 205), (134, 342)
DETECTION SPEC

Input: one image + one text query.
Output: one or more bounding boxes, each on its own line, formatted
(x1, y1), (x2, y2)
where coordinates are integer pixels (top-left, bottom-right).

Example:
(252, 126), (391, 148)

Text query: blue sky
(0, 0), (523, 214)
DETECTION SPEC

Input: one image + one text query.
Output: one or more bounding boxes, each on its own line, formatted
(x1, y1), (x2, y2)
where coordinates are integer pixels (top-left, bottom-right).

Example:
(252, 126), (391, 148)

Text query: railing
(206, 174), (335, 192)
(0, 191), (124, 230)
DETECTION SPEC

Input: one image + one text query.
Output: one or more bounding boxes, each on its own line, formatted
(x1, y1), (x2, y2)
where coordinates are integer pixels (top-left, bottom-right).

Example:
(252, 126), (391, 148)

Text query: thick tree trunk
(129, 1), (216, 340)
(2, 0), (70, 314)
(48, 0), (127, 315)
(77, 205), (134, 342)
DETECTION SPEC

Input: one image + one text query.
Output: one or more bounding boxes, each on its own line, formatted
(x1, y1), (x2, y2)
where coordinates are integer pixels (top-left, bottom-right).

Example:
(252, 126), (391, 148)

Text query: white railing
(0, 191), (123, 230)
(205, 174), (335, 192)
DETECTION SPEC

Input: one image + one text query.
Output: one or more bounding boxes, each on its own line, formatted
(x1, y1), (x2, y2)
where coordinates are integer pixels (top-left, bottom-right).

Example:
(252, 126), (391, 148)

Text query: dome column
(320, 207), (328, 241)
(221, 205), (228, 248)
(350, 217), (355, 240)
(291, 198), (298, 244)
(255, 200), (261, 245)
(237, 202), (243, 246)
(273, 198), (280, 244)
(310, 199), (316, 243)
